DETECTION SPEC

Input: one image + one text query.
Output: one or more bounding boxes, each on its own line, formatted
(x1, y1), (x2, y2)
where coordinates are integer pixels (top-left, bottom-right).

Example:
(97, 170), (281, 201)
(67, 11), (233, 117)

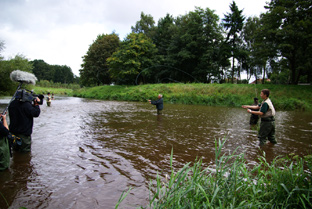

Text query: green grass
(116, 139), (312, 208)
(31, 86), (74, 95)
(73, 83), (312, 111)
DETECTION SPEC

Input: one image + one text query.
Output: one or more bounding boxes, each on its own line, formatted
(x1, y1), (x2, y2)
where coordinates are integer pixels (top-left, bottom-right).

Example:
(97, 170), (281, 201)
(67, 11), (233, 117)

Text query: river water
(0, 96), (311, 209)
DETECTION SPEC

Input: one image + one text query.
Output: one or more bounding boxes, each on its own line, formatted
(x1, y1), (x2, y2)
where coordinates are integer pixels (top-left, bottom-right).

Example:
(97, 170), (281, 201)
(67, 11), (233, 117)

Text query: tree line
(80, 0), (312, 86)
(0, 49), (78, 95)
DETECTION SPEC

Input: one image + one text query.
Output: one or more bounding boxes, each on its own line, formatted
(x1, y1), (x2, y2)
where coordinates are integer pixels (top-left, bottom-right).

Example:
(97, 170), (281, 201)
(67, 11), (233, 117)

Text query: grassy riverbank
(72, 83), (312, 111)
(32, 86), (73, 95)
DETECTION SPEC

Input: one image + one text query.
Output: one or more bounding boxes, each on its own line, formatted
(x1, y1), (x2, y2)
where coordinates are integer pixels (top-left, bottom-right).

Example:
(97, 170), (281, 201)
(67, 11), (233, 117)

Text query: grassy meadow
(72, 83), (312, 111)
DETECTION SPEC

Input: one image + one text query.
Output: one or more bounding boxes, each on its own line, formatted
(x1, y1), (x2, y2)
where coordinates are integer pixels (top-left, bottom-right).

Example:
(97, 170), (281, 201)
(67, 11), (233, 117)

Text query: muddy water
(0, 96), (311, 209)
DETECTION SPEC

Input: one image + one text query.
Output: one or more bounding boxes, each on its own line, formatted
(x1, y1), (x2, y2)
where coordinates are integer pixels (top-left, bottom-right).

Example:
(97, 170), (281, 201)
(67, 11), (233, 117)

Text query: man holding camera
(8, 95), (41, 152)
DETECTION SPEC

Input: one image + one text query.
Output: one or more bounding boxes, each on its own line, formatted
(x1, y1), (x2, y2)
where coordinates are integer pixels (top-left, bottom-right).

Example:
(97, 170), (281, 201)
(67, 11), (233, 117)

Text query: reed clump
(145, 139), (312, 209)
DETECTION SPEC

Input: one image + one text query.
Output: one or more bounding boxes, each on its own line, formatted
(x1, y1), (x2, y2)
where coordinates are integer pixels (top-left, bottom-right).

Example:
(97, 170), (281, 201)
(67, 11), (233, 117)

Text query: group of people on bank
(1, 89), (276, 171)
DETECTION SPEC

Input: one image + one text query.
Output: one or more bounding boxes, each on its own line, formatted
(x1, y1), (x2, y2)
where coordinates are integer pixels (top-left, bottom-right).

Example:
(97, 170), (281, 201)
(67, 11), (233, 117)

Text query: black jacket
(151, 98), (163, 110)
(9, 100), (40, 136)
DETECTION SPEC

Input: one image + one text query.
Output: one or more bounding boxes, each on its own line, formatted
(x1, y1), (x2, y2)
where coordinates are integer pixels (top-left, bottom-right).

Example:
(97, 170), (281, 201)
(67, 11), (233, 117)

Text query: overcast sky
(0, 0), (269, 76)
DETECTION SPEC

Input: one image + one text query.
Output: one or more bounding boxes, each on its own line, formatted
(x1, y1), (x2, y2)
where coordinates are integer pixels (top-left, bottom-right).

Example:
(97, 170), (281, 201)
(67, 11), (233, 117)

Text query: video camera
(15, 89), (44, 105)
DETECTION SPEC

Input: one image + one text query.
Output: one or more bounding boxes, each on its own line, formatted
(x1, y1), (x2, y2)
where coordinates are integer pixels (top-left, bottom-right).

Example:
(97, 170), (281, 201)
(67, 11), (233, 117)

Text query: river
(0, 96), (311, 208)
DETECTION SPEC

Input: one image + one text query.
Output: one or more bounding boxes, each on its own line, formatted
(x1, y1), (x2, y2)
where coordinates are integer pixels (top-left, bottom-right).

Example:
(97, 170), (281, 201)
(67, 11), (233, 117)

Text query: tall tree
(242, 16), (265, 83)
(131, 12), (156, 39)
(52, 65), (74, 84)
(0, 40), (4, 60)
(167, 7), (223, 83)
(261, 0), (312, 84)
(80, 33), (120, 86)
(153, 14), (175, 61)
(107, 33), (158, 85)
(31, 59), (53, 81)
(222, 1), (246, 83)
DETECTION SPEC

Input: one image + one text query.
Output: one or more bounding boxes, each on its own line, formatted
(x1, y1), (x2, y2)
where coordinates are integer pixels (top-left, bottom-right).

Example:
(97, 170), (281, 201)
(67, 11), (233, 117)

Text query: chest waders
(0, 136), (10, 171)
(258, 98), (276, 145)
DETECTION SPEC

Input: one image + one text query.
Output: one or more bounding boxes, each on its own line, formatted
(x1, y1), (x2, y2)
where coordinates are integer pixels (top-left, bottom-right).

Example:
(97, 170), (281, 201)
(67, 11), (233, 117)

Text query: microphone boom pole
(1, 82), (23, 116)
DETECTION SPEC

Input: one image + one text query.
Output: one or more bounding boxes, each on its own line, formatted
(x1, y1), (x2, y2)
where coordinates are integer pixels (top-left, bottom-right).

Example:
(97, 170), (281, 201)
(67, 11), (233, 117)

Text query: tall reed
(143, 139), (312, 208)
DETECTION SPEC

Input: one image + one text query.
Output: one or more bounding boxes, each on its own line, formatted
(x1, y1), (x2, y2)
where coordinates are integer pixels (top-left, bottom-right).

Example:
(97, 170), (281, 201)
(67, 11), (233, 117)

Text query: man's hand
(0, 113), (6, 120)
(34, 97), (40, 106)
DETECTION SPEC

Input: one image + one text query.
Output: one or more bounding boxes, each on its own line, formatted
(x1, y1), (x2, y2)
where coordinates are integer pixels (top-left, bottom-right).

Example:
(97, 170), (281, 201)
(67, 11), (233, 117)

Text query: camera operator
(8, 93), (41, 152)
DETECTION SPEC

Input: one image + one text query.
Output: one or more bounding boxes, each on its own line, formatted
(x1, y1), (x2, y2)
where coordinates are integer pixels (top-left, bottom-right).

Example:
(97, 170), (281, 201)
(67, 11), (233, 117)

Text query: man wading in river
(148, 94), (163, 115)
(242, 89), (276, 146)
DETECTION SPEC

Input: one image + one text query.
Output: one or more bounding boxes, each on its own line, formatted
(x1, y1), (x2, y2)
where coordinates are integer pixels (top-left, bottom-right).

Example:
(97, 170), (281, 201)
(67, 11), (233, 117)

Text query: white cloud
(0, 0), (269, 76)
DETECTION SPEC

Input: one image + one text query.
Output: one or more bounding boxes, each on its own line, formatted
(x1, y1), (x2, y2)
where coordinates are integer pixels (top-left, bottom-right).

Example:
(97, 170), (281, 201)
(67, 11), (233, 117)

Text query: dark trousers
(0, 136), (10, 170)
(258, 121), (276, 145)
(13, 134), (32, 152)
(157, 109), (163, 115)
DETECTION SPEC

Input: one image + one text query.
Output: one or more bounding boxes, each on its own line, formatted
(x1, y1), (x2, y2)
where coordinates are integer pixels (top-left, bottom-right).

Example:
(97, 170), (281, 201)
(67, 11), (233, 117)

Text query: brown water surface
(0, 96), (311, 208)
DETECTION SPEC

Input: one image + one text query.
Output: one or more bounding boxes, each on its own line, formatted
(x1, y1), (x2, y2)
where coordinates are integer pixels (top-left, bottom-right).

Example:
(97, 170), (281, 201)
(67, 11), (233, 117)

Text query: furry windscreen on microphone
(10, 70), (37, 85)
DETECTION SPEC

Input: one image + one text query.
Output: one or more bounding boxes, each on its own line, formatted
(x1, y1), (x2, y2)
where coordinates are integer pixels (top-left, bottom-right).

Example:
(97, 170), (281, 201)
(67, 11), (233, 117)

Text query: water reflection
(0, 97), (311, 208)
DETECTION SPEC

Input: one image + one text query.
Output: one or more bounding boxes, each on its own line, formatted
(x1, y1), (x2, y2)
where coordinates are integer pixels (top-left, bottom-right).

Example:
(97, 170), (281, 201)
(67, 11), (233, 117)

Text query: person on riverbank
(8, 96), (41, 152)
(148, 94), (163, 115)
(0, 114), (10, 171)
(249, 97), (259, 125)
(242, 89), (276, 146)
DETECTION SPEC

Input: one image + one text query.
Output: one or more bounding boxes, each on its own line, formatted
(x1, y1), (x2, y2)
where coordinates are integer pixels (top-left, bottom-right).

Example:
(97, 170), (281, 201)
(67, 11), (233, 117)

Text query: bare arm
(247, 109), (264, 116)
(242, 105), (263, 115)
(1, 114), (9, 130)
(242, 105), (260, 110)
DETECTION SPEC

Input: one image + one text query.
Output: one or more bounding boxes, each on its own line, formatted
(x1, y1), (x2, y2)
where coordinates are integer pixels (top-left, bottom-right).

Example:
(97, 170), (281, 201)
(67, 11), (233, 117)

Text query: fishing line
(254, 83), (257, 98)
(135, 65), (199, 85)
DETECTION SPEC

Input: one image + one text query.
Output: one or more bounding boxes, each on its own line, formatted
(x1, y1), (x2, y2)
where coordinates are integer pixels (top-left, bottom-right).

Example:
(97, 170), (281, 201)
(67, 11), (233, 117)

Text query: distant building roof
(250, 79), (271, 84)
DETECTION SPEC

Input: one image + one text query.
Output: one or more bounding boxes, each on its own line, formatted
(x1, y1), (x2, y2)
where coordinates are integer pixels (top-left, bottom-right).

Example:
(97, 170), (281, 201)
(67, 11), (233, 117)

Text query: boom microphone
(10, 70), (37, 85)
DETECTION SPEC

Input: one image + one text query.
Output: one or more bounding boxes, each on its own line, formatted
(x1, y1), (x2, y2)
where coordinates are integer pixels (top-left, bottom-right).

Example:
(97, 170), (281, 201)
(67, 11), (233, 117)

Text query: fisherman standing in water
(242, 89), (276, 146)
(148, 94), (163, 115)
(46, 92), (52, 107)
(249, 97), (259, 125)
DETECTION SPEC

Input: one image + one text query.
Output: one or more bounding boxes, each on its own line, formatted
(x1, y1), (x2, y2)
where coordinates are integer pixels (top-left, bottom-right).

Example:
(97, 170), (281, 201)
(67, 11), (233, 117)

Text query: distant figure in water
(242, 89), (276, 146)
(46, 92), (52, 107)
(249, 97), (259, 125)
(148, 94), (163, 115)
(52, 93), (55, 100)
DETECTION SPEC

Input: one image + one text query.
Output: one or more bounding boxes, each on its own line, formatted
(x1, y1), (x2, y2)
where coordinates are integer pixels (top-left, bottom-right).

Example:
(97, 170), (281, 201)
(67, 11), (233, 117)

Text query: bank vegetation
(72, 83), (312, 111)
(125, 139), (312, 208)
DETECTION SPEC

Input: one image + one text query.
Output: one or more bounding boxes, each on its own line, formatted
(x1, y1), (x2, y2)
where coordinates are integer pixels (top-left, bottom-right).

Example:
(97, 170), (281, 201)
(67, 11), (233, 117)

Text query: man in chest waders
(148, 94), (163, 115)
(46, 92), (51, 107)
(242, 89), (276, 146)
